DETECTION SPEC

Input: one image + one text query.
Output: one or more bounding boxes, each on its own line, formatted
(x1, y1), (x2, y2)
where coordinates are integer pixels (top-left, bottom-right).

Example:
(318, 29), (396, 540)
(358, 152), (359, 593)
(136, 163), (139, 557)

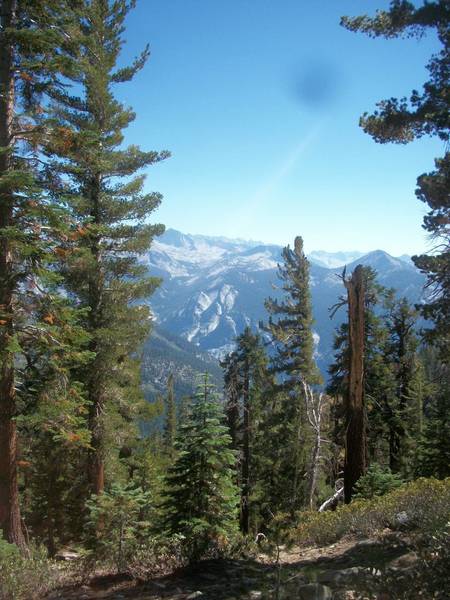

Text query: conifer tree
(384, 297), (421, 475)
(328, 268), (392, 498)
(328, 274), (426, 482)
(264, 236), (321, 511)
(0, 0), (82, 548)
(342, 1), (449, 355)
(163, 373), (177, 454)
(162, 375), (238, 562)
(47, 0), (168, 497)
(416, 347), (450, 478)
(222, 327), (271, 534)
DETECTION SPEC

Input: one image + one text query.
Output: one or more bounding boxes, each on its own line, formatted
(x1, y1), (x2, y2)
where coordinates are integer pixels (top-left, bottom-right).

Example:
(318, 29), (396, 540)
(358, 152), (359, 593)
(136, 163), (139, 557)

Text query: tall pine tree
(264, 236), (321, 511)
(222, 327), (271, 534)
(47, 0), (168, 497)
(341, 1), (449, 356)
(0, 0), (82, 548)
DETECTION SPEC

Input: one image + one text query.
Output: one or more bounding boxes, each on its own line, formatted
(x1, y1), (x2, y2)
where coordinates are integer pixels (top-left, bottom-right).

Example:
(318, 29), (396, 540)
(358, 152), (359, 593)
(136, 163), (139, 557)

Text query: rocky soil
(46, 533), (418, 600)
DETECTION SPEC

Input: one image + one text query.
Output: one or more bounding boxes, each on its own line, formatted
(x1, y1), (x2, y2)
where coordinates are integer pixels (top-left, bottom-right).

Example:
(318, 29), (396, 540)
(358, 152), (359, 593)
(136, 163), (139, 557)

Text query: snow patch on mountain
(145, 230), (425, 372)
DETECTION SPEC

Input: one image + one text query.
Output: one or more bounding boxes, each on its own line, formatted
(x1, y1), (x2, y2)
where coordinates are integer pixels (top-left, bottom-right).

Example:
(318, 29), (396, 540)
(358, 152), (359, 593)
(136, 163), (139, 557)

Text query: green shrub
(296, 477), (450, 546)
(353, 464), (403, 500)
(0, 539), (60, 600)
(126, 535), (184, 578)
(86, 483), (152, 572)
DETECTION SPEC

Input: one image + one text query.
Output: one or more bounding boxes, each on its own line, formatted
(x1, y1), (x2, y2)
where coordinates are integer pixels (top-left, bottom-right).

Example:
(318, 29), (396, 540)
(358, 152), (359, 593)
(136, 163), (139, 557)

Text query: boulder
(298, 583), (333, 599)
(388, 551), (419, 569)
(317, 567), (361, 585)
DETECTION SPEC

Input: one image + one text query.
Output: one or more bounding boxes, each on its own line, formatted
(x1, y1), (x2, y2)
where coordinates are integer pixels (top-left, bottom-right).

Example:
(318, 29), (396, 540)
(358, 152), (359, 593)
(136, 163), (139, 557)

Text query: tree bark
(87, 377), (105, 496)
(303, 382), (324, 510)
(343, 265), (367, 503)
(0, 0), (26, 549)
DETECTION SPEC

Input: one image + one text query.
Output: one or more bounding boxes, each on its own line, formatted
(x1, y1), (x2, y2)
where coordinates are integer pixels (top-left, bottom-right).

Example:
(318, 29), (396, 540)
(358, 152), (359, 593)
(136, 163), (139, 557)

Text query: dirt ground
(45, 533), (412, 600)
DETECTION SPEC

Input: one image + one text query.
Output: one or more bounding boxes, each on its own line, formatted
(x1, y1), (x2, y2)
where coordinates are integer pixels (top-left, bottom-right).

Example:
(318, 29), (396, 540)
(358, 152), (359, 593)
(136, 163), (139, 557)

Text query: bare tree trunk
(343, 265), (367, 503)
(0, 0), (25, 550)
(302, 382), (325, 510)
(318, 484), (344, 512)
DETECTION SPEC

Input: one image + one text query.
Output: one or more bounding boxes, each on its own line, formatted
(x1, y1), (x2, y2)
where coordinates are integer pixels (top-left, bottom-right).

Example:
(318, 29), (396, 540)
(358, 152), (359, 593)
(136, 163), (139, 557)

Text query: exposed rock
(55, 549), (80, 561)
(317, 567), (361, 585)
(388, 551), (419, 569)
(353, 538), (383, 548)
(298, 583), (333, 599)
(395, 511), (409, 526)
(248, 592), (263, 599)
(187, 593), (203, 600)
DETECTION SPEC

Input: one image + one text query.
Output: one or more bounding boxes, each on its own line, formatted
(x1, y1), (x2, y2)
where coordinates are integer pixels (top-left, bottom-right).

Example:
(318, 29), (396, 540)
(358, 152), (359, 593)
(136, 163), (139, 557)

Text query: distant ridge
(142, 230), (425, 374)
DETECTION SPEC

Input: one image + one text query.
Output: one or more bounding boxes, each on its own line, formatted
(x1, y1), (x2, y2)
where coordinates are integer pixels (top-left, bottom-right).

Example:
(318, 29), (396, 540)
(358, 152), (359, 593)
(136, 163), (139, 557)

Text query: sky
(115, 0), (444, 256)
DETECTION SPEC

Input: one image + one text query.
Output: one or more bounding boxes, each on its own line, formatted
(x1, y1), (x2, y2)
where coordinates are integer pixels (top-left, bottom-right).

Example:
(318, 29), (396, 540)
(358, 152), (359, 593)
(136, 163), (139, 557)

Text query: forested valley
(0, 2), (448, 599)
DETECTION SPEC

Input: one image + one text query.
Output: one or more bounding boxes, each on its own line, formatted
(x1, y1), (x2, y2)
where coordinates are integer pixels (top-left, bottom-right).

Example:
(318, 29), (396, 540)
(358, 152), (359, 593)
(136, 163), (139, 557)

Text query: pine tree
(161, 375), (239, 562)
(0, 0), (82, 548)
(328, 273), (426, 484)
(413, 155), (449, 359)
(47, 0), (168, 497)
(163, 373), (177, 454)
(341, 1), (449, 355)
(416, 347), (450, 478)
(264, 236), (321, 511)
(328, 267), (395, 499)
(342, 265), (367, 503)
(384, 297), (421, 475)
(222, 327), (271, 534)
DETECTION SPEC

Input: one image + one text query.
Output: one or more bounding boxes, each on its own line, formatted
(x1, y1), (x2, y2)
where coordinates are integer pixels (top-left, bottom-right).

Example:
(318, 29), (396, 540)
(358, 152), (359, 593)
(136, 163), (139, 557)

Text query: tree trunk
(86, 173), (105, 497)
(87, 390), (105, 496)
(344, 265), (367, 503)
(241, 358), (250, 534)
(307, 430), (321, 510)
(0, 0), (25, 550)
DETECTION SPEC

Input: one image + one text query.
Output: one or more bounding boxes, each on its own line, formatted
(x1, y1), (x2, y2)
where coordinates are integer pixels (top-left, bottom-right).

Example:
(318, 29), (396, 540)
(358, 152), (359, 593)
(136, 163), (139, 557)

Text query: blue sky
(116, 0), (444, 255)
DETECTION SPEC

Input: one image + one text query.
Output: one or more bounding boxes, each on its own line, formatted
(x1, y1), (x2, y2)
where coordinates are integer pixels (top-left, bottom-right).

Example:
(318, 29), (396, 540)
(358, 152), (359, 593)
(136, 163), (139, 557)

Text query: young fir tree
(383, 297), (422, 476)
(341, 1), (449, 356)
(162, 375), (239, 562)
(47, 0), (168, 497)
(416, 346), (450, 479)
(264, 236), (321, 512)
(222, 327), (271, 534)
(163, 373), (177, 454)
(0, 0), (85, 548)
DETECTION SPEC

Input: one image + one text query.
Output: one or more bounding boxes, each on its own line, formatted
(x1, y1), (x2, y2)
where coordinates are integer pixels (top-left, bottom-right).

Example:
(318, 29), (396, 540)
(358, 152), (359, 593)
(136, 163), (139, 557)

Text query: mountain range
(140, 229), (426, 389)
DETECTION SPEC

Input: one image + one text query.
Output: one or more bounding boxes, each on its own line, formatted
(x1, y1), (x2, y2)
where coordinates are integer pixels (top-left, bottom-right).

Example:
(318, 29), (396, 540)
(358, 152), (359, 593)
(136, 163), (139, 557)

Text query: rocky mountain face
(141, 325), (223, 402)
(142, 229), (425, 374)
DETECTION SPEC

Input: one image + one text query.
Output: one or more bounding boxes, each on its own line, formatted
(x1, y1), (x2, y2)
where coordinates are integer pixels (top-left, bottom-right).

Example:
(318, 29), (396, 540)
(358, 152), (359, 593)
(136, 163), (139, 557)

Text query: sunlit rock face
(143, 229), (425, 371)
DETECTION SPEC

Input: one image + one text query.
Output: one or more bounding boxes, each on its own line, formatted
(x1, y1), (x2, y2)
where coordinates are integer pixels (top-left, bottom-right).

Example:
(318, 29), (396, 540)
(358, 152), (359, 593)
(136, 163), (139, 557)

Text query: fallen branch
(318, 487), (344, 512)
